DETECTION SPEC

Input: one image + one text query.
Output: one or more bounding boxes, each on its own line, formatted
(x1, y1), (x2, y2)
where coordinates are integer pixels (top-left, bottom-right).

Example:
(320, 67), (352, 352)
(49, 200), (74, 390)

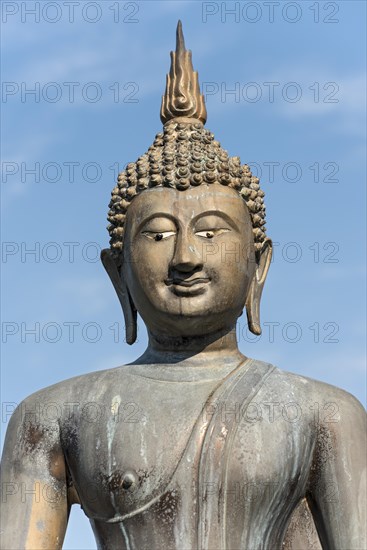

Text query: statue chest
(62, 370), (315, 525)
(62, 375), (219, 520)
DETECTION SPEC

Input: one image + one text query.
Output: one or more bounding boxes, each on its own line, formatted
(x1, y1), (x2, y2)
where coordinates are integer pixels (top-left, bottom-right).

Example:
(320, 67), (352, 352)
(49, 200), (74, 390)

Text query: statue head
(101, 21), (272, 345)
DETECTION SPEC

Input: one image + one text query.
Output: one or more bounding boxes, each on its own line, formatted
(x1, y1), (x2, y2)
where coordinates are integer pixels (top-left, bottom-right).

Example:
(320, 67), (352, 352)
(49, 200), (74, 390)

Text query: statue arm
(0, 397), (69, 549)
(307, 391), (366, 549)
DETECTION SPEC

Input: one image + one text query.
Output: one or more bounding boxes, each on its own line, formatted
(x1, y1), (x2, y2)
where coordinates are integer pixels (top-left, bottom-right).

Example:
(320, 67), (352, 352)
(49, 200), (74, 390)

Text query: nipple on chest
(107, 469), (139, 492)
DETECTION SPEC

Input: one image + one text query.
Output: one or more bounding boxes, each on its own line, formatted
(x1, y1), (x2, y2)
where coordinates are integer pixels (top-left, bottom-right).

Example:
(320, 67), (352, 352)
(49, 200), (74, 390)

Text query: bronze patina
(1, 21), (366, 550)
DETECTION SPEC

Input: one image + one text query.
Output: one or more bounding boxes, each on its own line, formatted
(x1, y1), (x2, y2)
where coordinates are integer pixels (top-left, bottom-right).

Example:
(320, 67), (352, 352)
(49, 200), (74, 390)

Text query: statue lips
(165, 276), (211, 296)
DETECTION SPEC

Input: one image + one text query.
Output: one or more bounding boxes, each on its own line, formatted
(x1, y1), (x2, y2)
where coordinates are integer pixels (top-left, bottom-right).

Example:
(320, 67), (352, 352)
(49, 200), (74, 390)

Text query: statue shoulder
(6, 363), (136, 435)
(267, 365), (366, 427)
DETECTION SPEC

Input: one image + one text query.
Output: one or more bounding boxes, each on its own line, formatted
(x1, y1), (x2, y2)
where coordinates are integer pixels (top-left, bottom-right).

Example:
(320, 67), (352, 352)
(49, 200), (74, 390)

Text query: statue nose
(171, 232), (203, 272)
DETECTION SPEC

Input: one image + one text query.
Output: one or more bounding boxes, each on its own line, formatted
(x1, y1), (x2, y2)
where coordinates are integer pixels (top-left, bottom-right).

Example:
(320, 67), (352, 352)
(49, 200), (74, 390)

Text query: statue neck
(135, 326), (246, 367)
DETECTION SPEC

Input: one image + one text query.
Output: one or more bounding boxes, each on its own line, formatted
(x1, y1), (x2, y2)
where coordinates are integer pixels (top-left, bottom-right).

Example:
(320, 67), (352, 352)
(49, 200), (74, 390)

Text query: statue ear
(101, 249), (137, 345)
(245, 238), (272, 336)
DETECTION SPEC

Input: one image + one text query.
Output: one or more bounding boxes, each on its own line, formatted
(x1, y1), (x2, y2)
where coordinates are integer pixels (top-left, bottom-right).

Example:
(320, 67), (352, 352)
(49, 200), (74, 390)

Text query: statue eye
(142, 231), (176, 241)
(195, 229), (229, 239)
(196, 230), (214, 239)
(153, 231), (176, 241)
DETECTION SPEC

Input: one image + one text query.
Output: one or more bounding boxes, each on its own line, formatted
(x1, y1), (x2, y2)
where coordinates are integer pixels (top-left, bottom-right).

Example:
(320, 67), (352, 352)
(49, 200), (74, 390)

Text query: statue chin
(130, 295), (245, 337)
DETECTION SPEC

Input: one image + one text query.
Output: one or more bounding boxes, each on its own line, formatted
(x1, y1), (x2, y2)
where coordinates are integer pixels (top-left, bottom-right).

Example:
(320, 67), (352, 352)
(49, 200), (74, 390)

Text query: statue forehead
(125, 183), (251, 225)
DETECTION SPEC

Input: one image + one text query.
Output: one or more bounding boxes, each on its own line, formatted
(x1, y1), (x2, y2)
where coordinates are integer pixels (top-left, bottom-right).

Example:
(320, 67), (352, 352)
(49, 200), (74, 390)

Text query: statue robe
(76, 359), (322, 549)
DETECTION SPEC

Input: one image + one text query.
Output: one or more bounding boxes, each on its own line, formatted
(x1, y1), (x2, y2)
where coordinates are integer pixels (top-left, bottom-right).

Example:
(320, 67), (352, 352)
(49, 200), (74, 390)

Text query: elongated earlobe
(246, 239), (272, 335)
(101, 249), (137, 345)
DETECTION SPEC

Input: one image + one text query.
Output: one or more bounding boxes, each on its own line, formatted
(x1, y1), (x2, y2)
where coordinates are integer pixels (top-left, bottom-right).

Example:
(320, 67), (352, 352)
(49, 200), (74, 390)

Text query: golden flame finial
(160, 21), (207, 125)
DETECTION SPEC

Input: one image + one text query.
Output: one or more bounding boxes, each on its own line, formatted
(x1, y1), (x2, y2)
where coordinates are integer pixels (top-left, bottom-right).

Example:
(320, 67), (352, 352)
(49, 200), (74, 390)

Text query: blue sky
(1, 1), (366, 548)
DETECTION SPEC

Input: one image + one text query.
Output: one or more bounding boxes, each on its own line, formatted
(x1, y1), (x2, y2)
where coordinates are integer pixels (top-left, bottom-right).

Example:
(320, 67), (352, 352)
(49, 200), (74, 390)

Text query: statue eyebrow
(134, 210), (240, 234)
(136, 213), (177, 233)
(192, 210), (239, 231)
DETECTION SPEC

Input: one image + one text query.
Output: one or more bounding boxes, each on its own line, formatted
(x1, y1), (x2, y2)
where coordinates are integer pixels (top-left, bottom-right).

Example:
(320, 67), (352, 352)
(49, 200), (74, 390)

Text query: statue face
(122, 183), (256, 338)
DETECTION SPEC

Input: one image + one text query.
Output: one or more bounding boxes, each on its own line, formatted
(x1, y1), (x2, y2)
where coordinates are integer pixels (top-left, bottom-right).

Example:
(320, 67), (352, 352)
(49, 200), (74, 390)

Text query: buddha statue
(1, 21), (365, 550)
